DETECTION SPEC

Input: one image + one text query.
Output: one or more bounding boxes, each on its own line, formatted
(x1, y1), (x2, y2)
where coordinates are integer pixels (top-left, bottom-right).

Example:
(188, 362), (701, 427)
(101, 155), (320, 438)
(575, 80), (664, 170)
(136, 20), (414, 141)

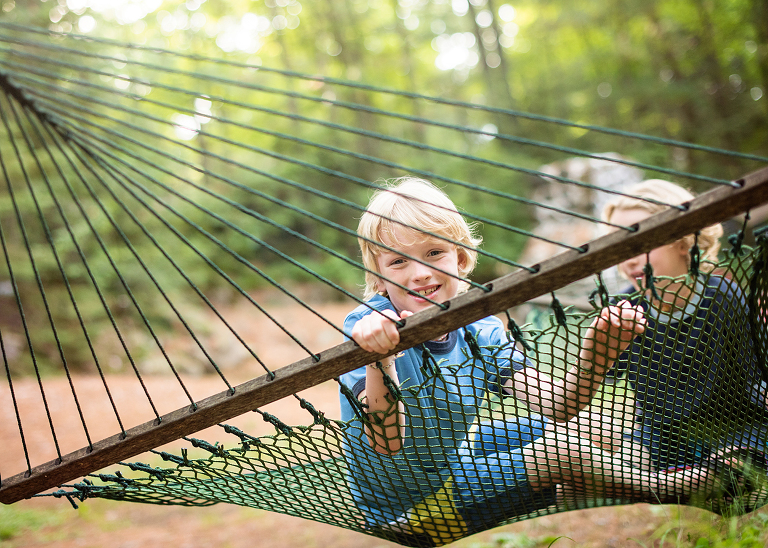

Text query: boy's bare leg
(379, 429), (709, 537)
(546, 410), (626, 453)
(552, 439), (653, 511)
(547, 411), (653, 470)
(615, 438), (653, 470)
(523, 430), (710, 503)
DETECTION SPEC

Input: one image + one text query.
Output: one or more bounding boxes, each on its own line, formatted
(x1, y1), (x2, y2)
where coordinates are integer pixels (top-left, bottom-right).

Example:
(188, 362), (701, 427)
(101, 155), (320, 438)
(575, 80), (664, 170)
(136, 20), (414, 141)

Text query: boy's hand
(580, 300), (646, 372)
(352, 309), (414, 354)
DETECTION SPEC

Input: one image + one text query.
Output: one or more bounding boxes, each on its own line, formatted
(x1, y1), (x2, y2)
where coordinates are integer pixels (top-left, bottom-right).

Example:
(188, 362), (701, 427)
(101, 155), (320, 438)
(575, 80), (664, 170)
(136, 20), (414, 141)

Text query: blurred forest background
(0, 0), (766, 377)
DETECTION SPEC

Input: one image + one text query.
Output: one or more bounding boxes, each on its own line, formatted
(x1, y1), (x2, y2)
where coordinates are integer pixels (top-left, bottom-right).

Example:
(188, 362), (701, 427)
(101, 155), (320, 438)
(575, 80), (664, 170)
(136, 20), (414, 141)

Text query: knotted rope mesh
(38, 241), (768, 547)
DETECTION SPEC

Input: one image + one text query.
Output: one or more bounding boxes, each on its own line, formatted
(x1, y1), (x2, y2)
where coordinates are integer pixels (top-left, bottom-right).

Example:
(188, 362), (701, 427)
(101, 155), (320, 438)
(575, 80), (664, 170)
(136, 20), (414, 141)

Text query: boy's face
(374, 225), (464, 314)
(609, 207), (690, 291)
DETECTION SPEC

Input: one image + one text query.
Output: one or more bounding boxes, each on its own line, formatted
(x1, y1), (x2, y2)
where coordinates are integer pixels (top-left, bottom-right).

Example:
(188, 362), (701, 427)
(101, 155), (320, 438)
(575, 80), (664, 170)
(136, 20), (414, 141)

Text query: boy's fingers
(592, 303), (644, 351)
(373, 311), (402, 347)
(356, 323), (379, 353)
(610, 302), (645, 329)
(373, 323), (400, 352)
(353, 310), (403, 353)
(584, 302), (646, 365)
(379, 309), (401, 322)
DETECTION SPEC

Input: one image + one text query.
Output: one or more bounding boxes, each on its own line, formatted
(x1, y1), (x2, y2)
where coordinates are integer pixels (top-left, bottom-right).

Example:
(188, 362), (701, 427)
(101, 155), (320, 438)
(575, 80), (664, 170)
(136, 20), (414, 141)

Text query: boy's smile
(374, 226), (464, 314)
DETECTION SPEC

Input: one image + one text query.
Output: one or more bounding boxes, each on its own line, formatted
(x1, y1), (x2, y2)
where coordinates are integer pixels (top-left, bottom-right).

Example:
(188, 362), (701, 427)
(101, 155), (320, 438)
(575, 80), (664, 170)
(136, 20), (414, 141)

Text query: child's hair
(602, 179), (723, 269)
(358, 177), (482, 300)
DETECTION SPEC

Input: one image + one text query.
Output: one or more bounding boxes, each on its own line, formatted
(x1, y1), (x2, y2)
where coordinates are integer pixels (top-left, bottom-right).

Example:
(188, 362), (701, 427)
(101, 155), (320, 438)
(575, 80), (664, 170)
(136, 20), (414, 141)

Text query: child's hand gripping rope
(579, 300), (646, 374)
(351, 308), (414, 354)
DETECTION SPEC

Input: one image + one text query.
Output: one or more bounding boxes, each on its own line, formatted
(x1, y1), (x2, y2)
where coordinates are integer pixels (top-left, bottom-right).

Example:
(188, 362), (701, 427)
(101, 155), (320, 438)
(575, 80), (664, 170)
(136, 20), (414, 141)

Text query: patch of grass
(0, 502), (67, 541)
(466, 531), (573, 548)
(463, 508), (768, 548)
(645, 511), (768, 548)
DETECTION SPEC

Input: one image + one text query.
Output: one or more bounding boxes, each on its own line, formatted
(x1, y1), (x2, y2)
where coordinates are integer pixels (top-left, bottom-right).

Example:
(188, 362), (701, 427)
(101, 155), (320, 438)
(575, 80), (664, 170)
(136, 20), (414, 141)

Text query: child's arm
(351, 308), (412, 455)
(506, 301), (645, 423)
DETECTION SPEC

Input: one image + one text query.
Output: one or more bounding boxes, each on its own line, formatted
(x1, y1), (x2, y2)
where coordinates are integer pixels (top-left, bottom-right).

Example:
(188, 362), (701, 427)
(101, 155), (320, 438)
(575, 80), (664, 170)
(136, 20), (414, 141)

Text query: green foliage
(463, 513), (768, 548)
(3, 0), (764, 166)
(648, 513), (768, 548)
(466, 531), (545, 548)
(0, 502), (67, 541)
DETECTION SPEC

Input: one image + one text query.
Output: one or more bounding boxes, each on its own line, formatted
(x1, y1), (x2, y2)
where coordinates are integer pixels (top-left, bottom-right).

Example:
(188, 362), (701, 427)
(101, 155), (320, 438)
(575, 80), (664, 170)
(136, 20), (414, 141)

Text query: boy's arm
(352, 309), (412, 455)
(506, 301), (645, 422)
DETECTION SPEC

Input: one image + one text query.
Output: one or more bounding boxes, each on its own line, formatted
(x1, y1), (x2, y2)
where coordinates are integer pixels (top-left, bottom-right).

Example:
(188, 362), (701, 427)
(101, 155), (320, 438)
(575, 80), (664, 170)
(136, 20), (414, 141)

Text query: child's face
(374, 225), (464, 314)
(609, 207), (690, 291)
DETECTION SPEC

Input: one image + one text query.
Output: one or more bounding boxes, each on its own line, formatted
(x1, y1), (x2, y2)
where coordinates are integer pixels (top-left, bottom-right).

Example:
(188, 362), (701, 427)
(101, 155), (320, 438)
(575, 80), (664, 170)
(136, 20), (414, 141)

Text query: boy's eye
(389, 258), (406, 266)
(427, 249), (445, 258)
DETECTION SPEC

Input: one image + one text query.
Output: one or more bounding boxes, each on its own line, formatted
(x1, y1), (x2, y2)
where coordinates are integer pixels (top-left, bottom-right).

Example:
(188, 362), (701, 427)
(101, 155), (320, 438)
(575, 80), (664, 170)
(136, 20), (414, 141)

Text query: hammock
(41, 244), (768, 548)
(1, 22), (768, 548)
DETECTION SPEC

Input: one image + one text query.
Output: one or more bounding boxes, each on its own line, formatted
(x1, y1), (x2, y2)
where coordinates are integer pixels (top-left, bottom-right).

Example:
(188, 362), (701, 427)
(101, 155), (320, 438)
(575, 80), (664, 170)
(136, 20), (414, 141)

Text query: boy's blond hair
(358, 177), (482, 300)
(602, 179), (723, 268)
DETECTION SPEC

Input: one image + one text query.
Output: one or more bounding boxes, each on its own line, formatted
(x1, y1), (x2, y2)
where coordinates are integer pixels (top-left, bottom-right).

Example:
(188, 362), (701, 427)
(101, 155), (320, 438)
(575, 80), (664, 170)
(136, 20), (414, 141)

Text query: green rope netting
(45, 241), (768, 547)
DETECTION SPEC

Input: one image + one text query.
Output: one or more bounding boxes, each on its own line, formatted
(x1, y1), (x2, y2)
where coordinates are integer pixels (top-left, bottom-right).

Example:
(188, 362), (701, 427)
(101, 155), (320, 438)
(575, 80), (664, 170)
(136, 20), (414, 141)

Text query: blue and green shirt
(338, 294), (530, 524)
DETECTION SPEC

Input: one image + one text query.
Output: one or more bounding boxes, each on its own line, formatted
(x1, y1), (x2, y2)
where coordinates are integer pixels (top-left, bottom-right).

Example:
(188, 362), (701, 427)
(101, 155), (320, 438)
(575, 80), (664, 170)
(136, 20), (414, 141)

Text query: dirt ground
(6, 493), (736, 548)
(1, 295), (765, 548)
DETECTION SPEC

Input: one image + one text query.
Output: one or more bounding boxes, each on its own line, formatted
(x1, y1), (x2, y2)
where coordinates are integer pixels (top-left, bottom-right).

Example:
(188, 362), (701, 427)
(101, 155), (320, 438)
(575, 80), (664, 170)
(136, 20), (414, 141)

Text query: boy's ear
(457, 249), (468, 272)
(675, 238), (691, 256)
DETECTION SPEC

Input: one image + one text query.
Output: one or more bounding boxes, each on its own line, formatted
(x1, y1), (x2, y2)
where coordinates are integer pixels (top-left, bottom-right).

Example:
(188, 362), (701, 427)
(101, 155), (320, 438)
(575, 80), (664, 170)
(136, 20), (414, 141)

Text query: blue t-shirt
(610, 274), (766, 467)
(338, 294), (531, 524)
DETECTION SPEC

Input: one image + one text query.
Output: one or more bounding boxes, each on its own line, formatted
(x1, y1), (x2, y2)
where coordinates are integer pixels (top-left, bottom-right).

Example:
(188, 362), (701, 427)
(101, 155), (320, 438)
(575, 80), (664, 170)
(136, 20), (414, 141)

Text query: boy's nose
(411, 262), (433, 280)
